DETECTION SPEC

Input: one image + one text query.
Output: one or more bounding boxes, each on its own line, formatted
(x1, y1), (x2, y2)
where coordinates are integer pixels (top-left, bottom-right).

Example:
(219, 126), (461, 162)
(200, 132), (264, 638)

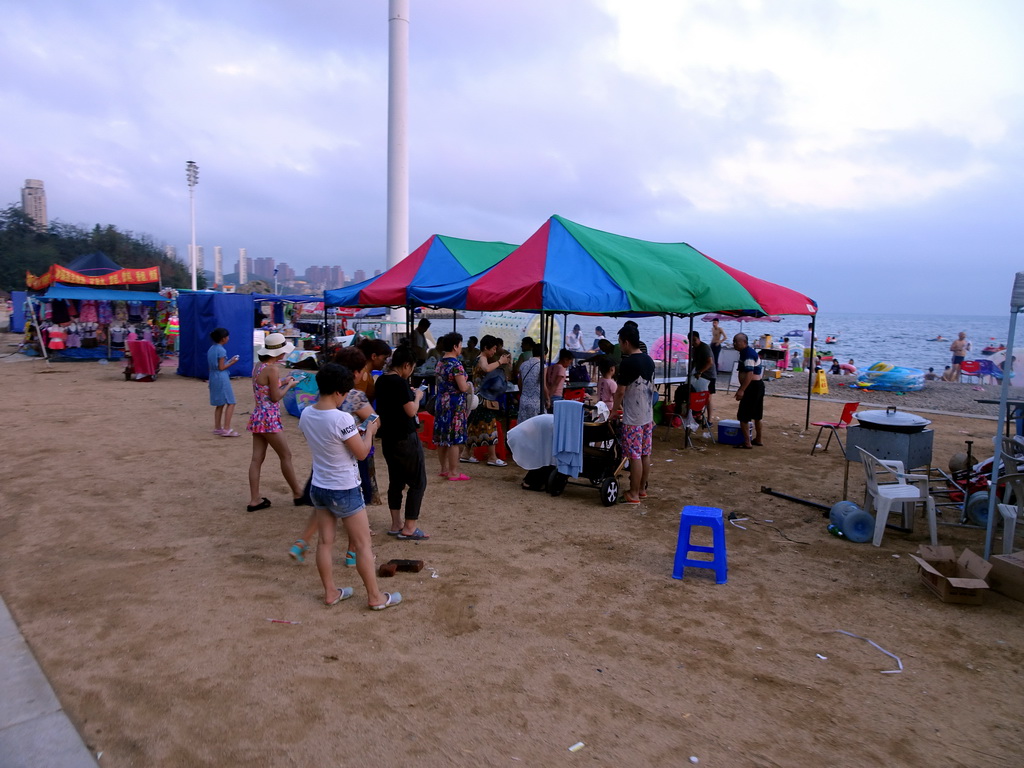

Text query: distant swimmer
(928, 335), (946, 342)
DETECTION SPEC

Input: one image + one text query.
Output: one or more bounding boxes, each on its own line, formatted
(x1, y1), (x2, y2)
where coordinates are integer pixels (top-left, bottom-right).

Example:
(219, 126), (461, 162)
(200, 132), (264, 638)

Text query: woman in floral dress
(432, 332), (471, 480)
(246, 333), (304, 511)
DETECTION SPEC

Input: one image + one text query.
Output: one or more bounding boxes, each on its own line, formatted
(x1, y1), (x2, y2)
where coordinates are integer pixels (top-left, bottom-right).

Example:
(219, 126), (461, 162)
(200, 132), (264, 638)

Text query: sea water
(448, 311), (1007, 373)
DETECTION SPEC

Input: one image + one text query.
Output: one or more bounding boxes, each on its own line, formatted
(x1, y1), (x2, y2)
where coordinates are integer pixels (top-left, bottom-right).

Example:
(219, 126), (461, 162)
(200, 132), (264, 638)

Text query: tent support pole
(28, 299), (50, 365)
(984, 280), (1022, 559)
(805, 314), (816, 430)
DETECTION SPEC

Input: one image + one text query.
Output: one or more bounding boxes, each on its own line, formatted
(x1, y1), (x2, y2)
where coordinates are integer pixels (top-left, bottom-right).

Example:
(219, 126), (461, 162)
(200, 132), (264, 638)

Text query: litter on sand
(827, 629), (903, 674)
(816, 653), (828, 660)
(266, 618), (301, 625)
(728, 517), (748, 530)
(568, 742), (585, 752)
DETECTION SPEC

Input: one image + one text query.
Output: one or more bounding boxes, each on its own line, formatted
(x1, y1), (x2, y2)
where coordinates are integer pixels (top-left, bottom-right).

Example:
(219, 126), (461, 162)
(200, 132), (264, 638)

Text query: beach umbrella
(418, 215), (817, 316)
(324, 235), (517, 308)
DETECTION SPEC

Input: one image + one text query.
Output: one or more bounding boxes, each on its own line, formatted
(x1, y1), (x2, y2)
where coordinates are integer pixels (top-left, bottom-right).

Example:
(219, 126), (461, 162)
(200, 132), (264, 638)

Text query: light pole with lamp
(186, 161), (199, 291)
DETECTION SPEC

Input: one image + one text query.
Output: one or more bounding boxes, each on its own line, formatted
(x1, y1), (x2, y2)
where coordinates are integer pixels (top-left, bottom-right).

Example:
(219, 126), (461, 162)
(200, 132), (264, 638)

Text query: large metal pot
(854, 406), (931, 434)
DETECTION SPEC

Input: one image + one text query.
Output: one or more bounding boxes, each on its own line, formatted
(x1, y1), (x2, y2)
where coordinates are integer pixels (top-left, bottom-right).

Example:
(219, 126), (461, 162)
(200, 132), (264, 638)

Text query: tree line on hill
(0, 204), (200, 292)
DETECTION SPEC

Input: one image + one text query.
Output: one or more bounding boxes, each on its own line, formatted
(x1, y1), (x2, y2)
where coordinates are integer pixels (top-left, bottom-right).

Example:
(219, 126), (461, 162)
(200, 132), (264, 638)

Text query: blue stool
(672, 505), (728, 584)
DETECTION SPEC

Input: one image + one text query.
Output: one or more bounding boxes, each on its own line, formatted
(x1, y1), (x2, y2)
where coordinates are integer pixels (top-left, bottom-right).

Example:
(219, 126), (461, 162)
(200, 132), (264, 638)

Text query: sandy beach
(1, 336), (1021, 767)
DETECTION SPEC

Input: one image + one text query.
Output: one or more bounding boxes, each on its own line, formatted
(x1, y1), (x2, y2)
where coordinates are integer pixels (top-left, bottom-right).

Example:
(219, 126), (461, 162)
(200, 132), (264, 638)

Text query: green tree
(0, 204), (200, 291)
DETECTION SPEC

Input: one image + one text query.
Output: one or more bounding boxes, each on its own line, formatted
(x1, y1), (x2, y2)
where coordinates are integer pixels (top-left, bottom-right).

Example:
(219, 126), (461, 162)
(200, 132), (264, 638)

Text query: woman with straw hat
(246, 333), (305, 511)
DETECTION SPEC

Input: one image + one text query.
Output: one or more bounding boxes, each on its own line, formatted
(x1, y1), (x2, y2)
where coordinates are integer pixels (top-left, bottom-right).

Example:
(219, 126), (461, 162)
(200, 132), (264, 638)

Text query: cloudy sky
(2, 0), (1021, 315)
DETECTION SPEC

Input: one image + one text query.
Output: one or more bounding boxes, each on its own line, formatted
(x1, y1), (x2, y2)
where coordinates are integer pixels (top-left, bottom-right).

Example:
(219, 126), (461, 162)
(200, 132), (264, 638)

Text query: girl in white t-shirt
(298, 363), (401, 610)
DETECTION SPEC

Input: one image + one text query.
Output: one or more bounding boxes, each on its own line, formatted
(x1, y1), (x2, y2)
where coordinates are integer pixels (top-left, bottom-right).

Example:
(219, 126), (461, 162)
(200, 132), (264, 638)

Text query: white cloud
(598, 0), (1023, 211)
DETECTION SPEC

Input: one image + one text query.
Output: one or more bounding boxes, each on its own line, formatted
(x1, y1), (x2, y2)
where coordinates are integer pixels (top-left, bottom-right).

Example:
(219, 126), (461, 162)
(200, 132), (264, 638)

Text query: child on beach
(545, 349), (574, 408)
(596, 358), (618, 410)
(299, 362), (399, 610)
(208, 328), (240, 436)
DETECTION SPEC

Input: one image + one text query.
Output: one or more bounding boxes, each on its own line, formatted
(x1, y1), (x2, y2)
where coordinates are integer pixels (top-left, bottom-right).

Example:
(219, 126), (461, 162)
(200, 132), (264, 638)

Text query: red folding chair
(810, 401), (859, 455)
(959, 359), (982, 383)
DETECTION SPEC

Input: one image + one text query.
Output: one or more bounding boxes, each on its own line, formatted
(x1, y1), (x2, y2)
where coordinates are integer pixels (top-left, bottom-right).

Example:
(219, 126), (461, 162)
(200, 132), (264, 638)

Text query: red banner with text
(27, 265), (161, 291)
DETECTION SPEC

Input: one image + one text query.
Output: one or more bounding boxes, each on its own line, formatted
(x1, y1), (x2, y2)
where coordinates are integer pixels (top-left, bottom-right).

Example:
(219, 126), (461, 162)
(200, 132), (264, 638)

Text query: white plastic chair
(857, 447), (938, 548)
(996, 473), (1024, 555)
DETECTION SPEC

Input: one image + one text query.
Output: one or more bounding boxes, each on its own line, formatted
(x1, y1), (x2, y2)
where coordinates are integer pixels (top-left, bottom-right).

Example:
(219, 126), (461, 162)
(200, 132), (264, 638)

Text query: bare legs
(248, 432), (303, 507)
(316, 508), (385, 607)
(214, 403), (236, 433)
(439, 445), (461, 476)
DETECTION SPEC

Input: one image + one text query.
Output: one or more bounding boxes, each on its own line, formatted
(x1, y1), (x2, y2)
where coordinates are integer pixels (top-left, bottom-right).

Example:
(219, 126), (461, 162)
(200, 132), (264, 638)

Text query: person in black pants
(375, 342), (430, 540)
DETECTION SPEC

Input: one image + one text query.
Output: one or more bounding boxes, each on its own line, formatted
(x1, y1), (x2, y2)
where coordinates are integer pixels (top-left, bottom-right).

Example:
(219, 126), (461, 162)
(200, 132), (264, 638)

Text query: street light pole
(186, 161), (199, 291)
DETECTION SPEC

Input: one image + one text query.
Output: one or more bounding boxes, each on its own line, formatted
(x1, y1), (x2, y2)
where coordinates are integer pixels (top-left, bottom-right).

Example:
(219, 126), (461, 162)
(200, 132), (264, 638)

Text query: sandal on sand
(327, 587), (354, 606)
(438, 471), (450, 478)
(487, 459), (507, 467)
(213, 428), (226, 435)
(460, 456), (480, 463)
(386, 529), (402, 536)
(397, 528), (429, 540)
(370, 592), (402, 611)
(619, 496), (641, 505)
(288, 540), (308, 563)
(219, 429), (240, 437)
(752, 440), (764, 446)
(344, 550), (357, 567)
(447, 473), (470, 482)
(735, 444), (753, 450)
(246, 497), (271, 512)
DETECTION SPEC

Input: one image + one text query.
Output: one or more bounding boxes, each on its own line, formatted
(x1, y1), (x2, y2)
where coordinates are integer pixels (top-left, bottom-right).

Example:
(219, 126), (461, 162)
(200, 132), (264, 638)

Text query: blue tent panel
(63, 252), (123, 275)
(41, 285), (167, 303)
(10, 291), (27, 333)
(177, 293), (254, 380)
(542, 218), (630, 313)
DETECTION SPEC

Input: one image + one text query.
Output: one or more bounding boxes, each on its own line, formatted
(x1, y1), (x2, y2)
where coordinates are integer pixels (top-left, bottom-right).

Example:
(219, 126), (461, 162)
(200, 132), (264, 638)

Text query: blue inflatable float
(853, 362), (925, 392)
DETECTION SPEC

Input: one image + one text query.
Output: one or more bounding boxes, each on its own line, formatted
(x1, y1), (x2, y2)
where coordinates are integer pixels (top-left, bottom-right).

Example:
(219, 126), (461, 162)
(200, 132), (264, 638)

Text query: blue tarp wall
(177, 292), (254, 380)
(10, 291), (27, 333)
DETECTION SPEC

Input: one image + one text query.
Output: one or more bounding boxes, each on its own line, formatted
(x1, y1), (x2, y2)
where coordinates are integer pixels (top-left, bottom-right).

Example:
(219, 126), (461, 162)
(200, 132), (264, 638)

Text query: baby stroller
(547, 415), (625, 506)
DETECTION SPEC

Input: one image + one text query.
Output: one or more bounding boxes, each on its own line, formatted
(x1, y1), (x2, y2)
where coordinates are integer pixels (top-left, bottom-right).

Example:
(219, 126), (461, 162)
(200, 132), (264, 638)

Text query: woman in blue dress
(207, 327), (240, 436)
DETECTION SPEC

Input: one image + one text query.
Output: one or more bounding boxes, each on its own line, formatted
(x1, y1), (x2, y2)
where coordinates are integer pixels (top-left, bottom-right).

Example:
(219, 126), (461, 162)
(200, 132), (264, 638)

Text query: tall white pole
(387, 0), (409, 327)
(186, 161), (199, 291)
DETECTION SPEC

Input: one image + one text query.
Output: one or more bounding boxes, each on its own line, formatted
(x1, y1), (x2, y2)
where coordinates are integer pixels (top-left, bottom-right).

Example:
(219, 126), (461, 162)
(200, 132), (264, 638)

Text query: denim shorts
(310, 485), (365, 519)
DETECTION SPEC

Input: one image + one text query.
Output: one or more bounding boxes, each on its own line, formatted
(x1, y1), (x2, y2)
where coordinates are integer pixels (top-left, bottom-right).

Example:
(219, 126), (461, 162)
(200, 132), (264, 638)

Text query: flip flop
(370, 591), (402, 611)
(438, 471), (450, 478)
(487, 459), (508, 467)
(459, 457), (480, 463)
(639, 492), (649, 499)
(619, 497), (641, 505)
(397, 528), (429, 540)
(327, 587), (354, 606)
(447, 473), (471, 482)
(386, 529), (403, 536)
(246, 497), (271, 512)
(220, 430), (241, 437)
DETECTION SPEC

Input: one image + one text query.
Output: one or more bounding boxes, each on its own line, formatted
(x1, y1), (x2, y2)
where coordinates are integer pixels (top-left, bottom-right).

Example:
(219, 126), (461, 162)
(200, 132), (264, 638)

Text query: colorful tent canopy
(417, 215), (816, 317)
(324, 235), (518, 309)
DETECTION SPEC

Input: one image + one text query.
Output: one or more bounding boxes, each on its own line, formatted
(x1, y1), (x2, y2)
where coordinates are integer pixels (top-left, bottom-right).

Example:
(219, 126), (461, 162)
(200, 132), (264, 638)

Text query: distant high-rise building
(195, 245), (205, 276)
(277, 262), (295, 281)
(353, 269), (367, 284)
(329, 266), (343, 289)
(21, 179), (47, 229)
(253, 257), (275, 279)
(374, 269), (382, 277)
(165, 245), (177, 262)
(214, 246), (224, 286)
(239, 248), (248, 283)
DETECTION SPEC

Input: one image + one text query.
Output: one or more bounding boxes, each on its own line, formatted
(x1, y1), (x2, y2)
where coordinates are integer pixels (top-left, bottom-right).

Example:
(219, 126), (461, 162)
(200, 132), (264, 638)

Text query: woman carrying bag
(462, 334), (511, 467)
